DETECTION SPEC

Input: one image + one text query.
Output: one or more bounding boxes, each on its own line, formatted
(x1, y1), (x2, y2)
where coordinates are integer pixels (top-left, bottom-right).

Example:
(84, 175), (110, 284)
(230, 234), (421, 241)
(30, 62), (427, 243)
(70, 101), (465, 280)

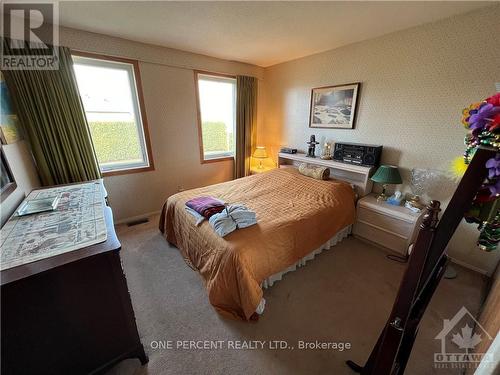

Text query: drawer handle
(357, 220), (409, 240)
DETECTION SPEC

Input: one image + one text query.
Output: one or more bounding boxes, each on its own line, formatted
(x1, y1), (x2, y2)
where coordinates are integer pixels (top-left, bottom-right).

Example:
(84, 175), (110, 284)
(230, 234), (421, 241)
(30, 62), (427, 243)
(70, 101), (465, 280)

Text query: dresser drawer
(357, 206), (413, 237)
(354, 221), (408, 255)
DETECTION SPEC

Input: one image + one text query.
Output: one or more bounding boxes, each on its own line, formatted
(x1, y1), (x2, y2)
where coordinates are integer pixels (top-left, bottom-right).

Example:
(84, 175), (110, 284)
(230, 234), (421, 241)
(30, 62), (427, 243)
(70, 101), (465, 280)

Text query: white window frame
(72, 52), (154, 176)
(195, 71), (237, 163)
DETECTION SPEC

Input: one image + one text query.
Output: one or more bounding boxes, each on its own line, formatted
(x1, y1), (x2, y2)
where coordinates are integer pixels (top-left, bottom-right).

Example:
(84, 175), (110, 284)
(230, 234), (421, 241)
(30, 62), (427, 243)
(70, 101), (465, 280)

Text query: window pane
(197, 75), (236, 160)
(73, 56), (149, 172)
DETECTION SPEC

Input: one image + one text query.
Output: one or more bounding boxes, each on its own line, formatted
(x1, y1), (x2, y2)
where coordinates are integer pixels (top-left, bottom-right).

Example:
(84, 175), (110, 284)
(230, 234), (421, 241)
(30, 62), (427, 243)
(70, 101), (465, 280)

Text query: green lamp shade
(371, 165), (402, 184)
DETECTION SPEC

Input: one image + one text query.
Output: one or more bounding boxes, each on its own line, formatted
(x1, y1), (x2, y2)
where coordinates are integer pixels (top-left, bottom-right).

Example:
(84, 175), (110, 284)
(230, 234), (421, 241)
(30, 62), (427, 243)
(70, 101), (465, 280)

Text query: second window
(196, 72), (236, 162)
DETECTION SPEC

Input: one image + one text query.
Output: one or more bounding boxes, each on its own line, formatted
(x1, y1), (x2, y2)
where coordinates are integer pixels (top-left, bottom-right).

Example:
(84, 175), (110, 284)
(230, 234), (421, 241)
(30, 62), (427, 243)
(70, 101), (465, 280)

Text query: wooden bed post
(346, 146), (497, 374)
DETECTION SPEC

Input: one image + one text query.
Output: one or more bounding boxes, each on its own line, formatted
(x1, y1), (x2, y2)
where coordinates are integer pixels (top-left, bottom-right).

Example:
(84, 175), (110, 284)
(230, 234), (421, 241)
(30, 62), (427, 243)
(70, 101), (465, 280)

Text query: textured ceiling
(59, 1), (490, 67)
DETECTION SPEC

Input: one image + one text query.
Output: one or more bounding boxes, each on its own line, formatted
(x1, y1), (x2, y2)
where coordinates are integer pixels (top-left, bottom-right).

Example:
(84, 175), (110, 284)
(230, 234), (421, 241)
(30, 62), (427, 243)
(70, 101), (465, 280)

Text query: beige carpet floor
(106, 215), (487, 375)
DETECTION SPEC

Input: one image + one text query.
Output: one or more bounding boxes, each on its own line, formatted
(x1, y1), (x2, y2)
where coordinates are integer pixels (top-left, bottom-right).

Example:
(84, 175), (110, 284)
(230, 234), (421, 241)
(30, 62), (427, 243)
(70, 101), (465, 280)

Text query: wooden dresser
(353, 194), (425, 255)
(1, 181), (147, 374)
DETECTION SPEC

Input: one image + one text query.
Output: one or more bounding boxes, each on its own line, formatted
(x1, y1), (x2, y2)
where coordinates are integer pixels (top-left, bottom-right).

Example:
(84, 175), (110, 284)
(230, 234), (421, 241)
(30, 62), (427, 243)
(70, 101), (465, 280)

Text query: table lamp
(371, 165), (402, 201)
(253, 146), (268, 169)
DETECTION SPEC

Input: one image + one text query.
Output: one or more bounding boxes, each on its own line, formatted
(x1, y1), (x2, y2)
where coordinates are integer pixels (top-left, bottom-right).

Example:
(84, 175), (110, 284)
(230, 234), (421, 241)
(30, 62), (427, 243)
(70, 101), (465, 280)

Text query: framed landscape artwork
(0, 72), (23, 144)
(309, 82), (360, 129)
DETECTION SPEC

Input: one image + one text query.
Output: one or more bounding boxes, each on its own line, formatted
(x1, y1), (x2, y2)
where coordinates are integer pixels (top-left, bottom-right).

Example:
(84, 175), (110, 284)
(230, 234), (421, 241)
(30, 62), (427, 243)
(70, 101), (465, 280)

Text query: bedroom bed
(159, 167), (357, 320)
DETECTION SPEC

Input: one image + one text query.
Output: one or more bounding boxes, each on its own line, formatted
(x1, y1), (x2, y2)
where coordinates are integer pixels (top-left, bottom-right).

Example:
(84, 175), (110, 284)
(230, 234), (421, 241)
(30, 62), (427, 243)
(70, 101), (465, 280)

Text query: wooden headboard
(278, 152), (375, 196)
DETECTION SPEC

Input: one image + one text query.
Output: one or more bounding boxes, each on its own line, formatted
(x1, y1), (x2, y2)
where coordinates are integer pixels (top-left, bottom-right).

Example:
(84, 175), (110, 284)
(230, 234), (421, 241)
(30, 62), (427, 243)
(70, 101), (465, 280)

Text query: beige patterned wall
(261, 5), (500, 275)
(60, 26), (264, 79)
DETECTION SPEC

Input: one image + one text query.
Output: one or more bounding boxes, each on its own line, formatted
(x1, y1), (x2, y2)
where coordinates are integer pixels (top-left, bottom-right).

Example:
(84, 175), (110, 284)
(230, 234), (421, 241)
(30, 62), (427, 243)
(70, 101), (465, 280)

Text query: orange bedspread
(159, 168), (356, 320)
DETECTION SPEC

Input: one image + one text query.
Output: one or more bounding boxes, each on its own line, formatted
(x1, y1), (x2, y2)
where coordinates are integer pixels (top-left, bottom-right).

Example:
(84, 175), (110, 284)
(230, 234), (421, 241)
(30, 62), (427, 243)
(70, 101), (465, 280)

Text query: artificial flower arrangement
(457, 92), (500, 251)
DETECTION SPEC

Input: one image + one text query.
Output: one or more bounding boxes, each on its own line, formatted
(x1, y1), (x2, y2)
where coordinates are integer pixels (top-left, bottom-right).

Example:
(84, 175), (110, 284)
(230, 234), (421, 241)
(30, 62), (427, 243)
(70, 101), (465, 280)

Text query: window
(195, 72), (236, 162)
(72, 53), (153, 175)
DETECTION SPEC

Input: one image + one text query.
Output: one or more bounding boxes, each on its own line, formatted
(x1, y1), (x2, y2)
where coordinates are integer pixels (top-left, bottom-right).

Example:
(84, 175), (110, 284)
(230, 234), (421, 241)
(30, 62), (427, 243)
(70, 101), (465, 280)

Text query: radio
(333, 142), (382, 167)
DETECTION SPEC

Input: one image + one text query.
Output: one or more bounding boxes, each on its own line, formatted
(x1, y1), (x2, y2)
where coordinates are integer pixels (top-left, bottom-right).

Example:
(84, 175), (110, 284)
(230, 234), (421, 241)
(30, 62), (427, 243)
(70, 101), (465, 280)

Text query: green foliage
(202, 121), (233, 152)
(88, 121), (142, 164)
(88, 120), (234, 166)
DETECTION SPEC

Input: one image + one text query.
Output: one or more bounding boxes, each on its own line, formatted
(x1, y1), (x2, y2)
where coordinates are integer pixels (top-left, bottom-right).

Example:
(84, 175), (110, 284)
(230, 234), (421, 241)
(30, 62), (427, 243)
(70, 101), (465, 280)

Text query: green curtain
(235, 75), (257, 178)
(1, 40), (101, 185)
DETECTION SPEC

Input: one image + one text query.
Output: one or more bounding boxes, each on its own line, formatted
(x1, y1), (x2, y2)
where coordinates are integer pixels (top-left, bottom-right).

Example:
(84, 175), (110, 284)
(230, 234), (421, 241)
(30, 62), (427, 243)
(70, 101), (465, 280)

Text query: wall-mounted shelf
(278, 152), (375, 196)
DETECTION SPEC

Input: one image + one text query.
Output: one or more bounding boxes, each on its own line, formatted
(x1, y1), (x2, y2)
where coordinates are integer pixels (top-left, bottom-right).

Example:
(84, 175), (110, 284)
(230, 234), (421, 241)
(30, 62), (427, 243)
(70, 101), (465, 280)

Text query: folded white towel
(185, 206), (205, 226)
(208, 204), (257, 237)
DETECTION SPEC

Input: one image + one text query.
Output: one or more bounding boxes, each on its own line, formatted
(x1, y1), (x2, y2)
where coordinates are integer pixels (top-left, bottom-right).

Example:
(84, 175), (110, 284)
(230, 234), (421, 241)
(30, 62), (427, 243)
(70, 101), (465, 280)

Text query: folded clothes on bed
(185, 206), (205, 226)
(185, 196), (225, 219)
(208, 204), (257, 237)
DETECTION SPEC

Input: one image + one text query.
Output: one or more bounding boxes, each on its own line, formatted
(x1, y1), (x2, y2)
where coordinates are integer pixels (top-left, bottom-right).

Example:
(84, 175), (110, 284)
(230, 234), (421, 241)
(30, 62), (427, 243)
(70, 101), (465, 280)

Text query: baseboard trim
(448, 256), (490, 277)
(115, 210), (161, 225)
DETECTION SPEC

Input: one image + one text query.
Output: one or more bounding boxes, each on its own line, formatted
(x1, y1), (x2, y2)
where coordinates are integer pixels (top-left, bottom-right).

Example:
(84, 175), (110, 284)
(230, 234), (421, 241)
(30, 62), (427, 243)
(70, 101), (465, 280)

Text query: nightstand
(353, 194), (425, 256)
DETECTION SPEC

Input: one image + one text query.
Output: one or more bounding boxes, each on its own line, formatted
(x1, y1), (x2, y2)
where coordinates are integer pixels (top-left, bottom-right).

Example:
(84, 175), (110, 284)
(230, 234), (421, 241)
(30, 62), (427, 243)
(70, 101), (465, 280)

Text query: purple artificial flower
(468, 103), (500, 132)
(486, 155), (500, 179)
(488, 179), (500, 196)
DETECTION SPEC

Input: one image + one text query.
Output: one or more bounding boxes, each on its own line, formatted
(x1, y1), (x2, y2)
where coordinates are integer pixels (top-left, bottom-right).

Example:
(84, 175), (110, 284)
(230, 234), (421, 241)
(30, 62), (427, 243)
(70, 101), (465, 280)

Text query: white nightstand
(353, 194), (425, 256)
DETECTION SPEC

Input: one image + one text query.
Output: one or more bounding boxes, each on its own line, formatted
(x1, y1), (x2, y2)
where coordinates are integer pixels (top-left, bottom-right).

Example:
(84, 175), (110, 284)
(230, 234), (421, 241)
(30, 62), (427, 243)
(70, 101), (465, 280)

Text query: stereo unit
(280, 147), (297, 154)
(333, 142), (382, 167)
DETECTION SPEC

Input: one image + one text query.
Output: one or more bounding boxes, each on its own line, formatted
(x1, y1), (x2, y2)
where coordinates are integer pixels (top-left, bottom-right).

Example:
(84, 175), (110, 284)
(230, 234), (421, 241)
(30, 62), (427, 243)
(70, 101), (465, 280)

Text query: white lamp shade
(253, 146), (268, 159)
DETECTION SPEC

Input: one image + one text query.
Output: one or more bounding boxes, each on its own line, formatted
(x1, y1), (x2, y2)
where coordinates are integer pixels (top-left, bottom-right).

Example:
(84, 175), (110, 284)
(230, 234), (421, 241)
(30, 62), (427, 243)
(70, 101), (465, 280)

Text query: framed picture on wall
(0, 72), (23, 144)
(309, 82), (360, 129)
